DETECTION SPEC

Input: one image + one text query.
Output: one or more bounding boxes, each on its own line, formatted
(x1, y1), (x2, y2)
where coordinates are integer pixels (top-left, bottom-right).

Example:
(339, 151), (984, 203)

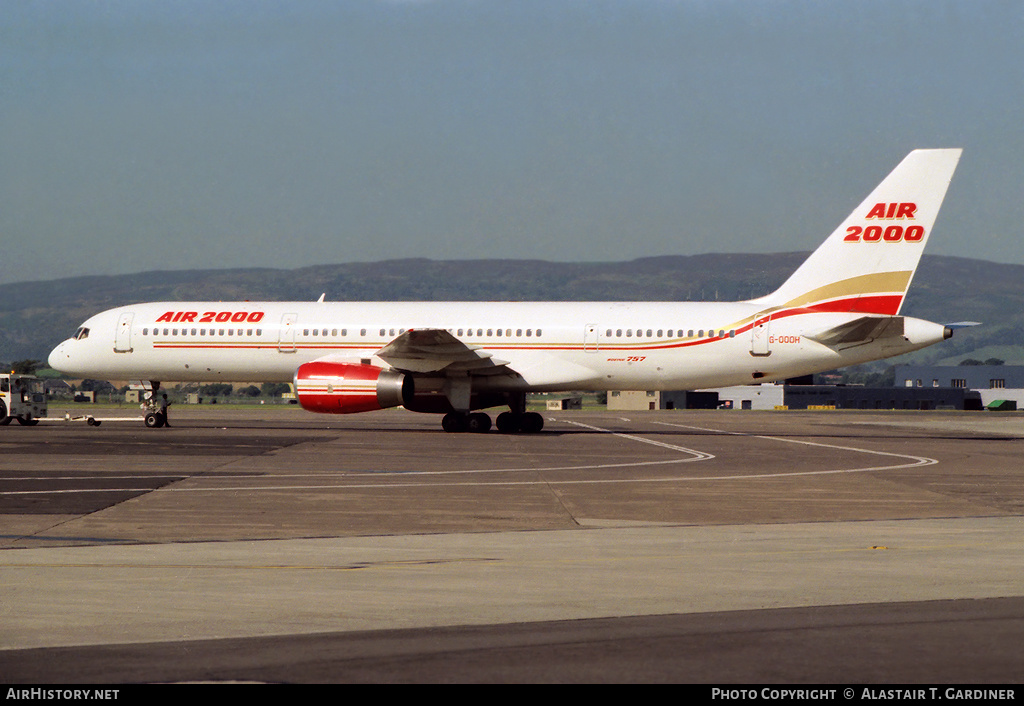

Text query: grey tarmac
(1, 407), (1022, 682)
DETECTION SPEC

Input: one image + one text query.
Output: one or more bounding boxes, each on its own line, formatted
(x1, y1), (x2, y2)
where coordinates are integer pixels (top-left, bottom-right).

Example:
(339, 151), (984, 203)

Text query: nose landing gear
(140, 380), (170, 428)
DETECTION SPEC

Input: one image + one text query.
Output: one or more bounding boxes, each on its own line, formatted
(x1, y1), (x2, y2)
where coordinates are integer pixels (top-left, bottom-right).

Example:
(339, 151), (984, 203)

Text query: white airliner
(50, 149), (962, 432)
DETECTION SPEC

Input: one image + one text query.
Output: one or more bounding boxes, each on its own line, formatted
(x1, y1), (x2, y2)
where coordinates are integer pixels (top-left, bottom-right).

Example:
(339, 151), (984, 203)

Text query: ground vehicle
(0, 374), (47, 425)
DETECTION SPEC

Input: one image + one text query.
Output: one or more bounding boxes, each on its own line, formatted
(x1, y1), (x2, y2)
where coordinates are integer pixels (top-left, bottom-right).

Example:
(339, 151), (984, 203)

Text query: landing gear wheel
(495, 411), (544, 433)
(466, 412), (492, 433)
(441, 412), (467, 433)
(520, 412), (544, 433)
(144, 412), (166, 428)
(496, 411), (518, 433)
(0, 400), (9, 426)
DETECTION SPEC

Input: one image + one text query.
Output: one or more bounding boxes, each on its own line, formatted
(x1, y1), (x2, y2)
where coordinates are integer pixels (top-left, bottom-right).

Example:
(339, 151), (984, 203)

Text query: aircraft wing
(804, 316), (906, 350)
(375, 329), (511, 374)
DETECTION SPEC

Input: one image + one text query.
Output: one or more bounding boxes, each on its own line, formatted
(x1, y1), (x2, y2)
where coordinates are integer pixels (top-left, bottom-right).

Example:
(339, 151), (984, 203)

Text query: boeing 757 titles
(50, 149), (962, 432)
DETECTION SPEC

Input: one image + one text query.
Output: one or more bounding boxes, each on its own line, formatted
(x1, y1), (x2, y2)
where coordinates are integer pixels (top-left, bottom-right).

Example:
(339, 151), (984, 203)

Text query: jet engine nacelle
(294, 361), (411, 414)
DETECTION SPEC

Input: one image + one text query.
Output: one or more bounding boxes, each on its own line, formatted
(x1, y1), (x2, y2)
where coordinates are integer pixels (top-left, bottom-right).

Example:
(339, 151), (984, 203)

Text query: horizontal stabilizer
(805, 316), (905, 350)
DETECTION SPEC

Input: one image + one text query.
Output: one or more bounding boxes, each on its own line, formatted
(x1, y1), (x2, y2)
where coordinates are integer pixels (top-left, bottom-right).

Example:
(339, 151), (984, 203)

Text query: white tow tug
(0, 373), (47, 425)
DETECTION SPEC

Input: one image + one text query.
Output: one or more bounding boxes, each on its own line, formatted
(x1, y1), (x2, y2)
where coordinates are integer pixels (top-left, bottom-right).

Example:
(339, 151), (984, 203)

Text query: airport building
(606, 365), (1024, 412)
(607, 381), (984, 411)
(894, 364), (1024, 409)
(607, 389), (718, 410)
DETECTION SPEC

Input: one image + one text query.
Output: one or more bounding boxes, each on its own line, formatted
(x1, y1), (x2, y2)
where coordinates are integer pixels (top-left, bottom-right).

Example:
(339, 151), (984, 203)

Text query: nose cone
(48, 340), (70, 372)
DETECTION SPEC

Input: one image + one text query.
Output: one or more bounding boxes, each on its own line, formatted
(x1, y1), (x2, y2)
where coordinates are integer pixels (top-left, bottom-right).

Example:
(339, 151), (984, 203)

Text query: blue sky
(3, 0), (1022, 285)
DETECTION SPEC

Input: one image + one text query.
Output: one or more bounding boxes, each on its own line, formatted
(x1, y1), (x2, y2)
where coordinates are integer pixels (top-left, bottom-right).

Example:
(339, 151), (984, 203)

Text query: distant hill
(2, 254), (1020, 366)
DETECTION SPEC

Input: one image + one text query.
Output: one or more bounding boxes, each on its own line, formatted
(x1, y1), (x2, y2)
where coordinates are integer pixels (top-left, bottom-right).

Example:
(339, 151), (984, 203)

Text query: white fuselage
(45, 149), (963, 429)
(48, 299), (948, 392)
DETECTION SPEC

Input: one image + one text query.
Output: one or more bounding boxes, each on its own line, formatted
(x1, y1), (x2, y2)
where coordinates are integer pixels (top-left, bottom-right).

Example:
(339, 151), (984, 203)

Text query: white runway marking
(0, 417), (938, 495)
(556, 419), (716, 459)
(651, 420), (939, 478)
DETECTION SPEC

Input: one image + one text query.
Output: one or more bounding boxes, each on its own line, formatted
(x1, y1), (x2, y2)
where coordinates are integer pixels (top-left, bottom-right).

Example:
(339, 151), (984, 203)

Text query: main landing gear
(441, 411), (544, 434)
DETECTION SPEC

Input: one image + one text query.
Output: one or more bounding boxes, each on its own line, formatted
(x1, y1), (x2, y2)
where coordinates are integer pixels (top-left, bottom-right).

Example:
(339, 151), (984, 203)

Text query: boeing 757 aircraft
(50, 149), (962, 432)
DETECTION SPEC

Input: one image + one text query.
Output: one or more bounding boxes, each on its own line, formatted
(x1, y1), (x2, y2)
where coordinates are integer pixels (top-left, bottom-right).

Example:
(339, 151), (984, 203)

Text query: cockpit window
(74, 327), (90, 340)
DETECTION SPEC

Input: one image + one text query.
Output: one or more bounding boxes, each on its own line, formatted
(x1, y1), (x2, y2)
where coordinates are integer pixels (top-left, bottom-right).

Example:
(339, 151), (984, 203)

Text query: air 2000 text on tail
(48, 149), (963, 432)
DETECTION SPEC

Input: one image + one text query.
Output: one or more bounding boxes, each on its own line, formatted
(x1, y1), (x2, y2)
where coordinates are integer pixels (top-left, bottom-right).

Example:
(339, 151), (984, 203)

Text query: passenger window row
(139, 326), (735, 340)
(604, 328), (736, 339)
(143, 328), (262, 336)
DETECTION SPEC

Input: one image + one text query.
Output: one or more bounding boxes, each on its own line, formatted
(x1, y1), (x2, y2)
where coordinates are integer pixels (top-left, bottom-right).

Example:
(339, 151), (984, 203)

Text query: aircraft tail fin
(752, 149), (962, 315)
